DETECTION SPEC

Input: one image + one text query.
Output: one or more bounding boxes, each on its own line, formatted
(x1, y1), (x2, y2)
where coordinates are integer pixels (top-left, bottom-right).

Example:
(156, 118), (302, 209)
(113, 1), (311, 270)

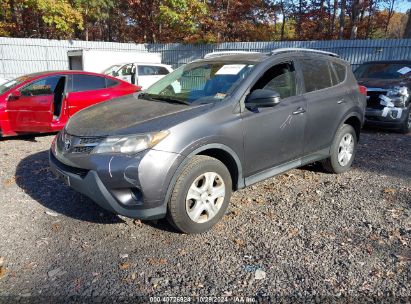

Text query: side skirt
(244, 147), (330, 187)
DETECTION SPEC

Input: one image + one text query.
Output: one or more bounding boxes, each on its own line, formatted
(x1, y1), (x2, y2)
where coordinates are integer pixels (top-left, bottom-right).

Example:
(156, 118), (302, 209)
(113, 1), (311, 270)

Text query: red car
(0, 71), (140, 137)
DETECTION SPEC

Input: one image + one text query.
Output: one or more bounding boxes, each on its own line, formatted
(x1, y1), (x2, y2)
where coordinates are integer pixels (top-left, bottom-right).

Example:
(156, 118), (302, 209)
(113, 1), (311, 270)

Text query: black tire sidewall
(329, 124), (357, 174)
(399, 106), (410, 134)
(169, 157), (232, 234)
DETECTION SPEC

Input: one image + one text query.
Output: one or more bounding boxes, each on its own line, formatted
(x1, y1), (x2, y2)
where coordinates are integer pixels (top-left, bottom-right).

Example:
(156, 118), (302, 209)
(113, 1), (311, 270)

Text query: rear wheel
(321, 124), (357, 174)
(167, 155), (232, 234)
(399, 106), (411, 134)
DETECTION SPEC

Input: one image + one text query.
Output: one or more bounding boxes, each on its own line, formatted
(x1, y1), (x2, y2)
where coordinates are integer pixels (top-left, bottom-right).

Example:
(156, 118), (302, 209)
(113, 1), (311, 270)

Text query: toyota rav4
(50, 49), (366, 234)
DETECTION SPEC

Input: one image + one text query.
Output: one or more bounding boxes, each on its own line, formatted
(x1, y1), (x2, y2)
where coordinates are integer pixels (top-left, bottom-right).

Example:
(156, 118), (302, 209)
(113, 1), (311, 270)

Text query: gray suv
(50, 49), (366, 234)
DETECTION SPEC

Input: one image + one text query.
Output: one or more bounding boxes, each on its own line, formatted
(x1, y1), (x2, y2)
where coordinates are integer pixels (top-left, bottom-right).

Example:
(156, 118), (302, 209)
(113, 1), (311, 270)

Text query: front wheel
(321, 124), (357, 174)
(167, 155), (232, 234)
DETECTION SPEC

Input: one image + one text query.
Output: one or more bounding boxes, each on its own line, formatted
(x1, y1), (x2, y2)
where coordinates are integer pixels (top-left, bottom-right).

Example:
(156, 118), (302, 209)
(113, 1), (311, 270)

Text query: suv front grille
(72, 136), (106, 154)
(367, 90), (387, 110)
(61, 130), (106, 154)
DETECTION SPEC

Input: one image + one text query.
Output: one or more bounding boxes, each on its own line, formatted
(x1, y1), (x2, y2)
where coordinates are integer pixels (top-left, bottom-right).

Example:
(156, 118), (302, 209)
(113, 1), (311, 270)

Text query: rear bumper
(49, 149), (183, 220)
(364, 107), (408, 129)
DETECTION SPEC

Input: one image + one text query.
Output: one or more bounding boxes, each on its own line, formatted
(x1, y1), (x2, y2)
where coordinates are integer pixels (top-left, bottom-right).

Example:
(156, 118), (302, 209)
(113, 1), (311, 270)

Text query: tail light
(358, 85), (367, 96)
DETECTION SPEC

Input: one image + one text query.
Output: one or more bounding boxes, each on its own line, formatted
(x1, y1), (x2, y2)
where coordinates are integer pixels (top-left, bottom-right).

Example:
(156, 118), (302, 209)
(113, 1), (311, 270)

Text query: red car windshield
(0, 76), (31, 95)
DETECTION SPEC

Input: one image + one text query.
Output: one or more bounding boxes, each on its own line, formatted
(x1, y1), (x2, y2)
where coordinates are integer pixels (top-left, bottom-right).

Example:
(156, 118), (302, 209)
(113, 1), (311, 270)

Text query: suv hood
(357, 78), (411, 89)
(65, 94), (211, 137)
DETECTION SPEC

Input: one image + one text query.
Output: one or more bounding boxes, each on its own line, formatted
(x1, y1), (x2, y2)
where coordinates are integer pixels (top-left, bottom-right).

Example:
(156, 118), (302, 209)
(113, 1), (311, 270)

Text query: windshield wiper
(150, 96), (190, 105)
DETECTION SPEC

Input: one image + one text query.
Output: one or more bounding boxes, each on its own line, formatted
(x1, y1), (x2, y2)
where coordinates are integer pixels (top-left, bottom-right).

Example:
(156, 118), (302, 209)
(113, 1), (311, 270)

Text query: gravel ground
(0, 129), (410, 303)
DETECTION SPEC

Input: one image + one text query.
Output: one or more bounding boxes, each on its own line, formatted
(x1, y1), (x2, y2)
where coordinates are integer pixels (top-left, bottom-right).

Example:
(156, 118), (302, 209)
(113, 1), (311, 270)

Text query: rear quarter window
(300, 59), (334, 92)
(331, 62), (347, 84)
(106, 78), (119, 88)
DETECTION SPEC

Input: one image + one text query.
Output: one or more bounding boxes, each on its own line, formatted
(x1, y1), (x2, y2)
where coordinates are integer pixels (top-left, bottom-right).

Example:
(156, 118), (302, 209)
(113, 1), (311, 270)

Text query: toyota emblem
(64, 136), (72, 150)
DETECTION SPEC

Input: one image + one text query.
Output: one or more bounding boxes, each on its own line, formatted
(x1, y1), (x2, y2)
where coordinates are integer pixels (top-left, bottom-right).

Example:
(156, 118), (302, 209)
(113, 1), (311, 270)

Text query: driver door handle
(292, 107), (306, 115)
(337, 99), (346, 104)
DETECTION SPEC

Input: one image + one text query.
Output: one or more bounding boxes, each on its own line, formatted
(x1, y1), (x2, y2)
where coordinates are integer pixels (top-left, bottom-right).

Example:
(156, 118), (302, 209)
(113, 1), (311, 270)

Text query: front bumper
(49, 148), (184, 220)
(364, 106), (408, 129)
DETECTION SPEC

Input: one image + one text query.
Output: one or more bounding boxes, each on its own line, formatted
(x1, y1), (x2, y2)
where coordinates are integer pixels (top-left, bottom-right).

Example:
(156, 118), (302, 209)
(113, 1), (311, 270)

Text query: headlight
(91, 131), (169, 154)
(387, 86), (408, 97)
(386, 86), (409, 107)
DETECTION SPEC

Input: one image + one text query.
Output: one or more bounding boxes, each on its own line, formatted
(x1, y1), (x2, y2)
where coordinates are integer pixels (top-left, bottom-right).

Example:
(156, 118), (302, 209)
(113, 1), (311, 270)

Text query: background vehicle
(50, 49), (366, 234)
(0, 71), (140, 137)
(68, 49), (162, 73)
(0, 78), (8, 85)
(355, 60), (411, 133)
(103, 63), (173, 89)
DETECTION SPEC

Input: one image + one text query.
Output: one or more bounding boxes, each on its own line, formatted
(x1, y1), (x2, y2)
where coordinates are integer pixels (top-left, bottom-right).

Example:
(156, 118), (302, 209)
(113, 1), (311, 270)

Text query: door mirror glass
(245, 89), (281, 108)
(7, 90), (21, 101)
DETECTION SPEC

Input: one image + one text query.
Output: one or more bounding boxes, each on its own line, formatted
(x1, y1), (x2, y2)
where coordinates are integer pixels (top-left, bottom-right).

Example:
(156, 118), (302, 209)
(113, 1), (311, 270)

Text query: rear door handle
(292, 107), (306, 115)
(337, 99), (346, 104)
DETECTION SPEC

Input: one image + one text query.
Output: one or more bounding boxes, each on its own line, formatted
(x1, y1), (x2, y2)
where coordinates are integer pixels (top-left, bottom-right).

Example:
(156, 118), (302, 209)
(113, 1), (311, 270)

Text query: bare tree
(404, 9), (411, 38)
(339, 0), (346, 39)
(350, 0), (363, 39)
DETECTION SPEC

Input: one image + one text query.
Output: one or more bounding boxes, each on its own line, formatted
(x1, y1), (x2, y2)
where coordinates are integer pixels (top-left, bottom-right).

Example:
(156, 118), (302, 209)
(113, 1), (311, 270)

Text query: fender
(161, 142), (245, 208)
(334, 107), (364, 139)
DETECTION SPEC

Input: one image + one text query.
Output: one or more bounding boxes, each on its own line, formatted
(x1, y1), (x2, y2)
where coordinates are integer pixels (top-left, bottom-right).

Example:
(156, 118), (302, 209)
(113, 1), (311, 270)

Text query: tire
(321, 124), (357, 174)
(399, 106), (411, 134)
(167, 155), (232, 234)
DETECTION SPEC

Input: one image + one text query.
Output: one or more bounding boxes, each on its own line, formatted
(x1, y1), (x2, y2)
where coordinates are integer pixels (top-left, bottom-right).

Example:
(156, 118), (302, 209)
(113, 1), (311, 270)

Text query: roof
(200, 53), (269, 63)
(361, 60), (411, 64)
(21, 70), (111, 78)
(199, 48), (341, 64)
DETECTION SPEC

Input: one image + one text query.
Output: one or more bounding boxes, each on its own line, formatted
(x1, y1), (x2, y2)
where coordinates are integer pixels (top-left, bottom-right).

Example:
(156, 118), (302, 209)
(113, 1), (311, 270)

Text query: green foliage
(25, 0), (83, 37)
(158, 0), (209, 38)
(0, 0), (408, 41)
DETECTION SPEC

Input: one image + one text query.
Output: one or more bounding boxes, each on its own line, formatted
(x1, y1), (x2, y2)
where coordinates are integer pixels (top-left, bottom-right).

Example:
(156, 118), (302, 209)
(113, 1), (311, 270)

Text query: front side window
(20, 76), (62, 96)
(251, 62), (297, 99)
(300, 59), (333, 93)
(72, 75), (106, 92)
(120, 64), (136, 76)
(144, 61), (254, 104)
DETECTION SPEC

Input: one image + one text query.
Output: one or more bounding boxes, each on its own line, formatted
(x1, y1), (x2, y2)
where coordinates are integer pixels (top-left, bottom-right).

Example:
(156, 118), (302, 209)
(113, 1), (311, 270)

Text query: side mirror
(112, 71), (119, 77)
(7, 91), (21, 101)
(245, 89), (281, 108)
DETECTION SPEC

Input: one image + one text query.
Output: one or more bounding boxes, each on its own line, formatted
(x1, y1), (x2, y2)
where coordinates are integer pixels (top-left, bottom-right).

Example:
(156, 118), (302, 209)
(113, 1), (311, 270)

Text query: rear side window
(138, 65), (169, 76)
(331, 62), (346, 84)
(72, 75), (106, 92)
(300, 59), (333, 93)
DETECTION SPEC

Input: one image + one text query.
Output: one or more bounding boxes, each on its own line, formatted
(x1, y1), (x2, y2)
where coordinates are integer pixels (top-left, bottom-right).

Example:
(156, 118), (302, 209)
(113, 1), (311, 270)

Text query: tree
(158, 0), (208, 42)
(404, 9), (411, 38)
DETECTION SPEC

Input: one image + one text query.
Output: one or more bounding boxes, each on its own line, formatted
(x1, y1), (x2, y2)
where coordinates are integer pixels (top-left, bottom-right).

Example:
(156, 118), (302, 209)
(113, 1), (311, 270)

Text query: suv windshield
(354, 62), (411, 79)
(0, 76), (29, 95)
(143, 61), (254, 104)
(102, 64), (122, 76)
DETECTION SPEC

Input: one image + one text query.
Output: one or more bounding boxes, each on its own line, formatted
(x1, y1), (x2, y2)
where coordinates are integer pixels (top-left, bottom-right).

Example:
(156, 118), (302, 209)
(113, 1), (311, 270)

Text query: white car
(103, 63), (173, 89)
(0, 78), (9, 85)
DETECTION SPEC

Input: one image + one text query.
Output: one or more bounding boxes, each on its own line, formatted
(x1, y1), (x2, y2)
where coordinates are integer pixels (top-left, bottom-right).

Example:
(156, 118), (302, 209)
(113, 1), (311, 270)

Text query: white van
(103, 63), (173, 89)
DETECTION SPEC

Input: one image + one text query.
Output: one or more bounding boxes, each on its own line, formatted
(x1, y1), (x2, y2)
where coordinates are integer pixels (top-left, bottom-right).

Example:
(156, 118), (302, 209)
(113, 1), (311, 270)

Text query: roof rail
(270, 48), (339, 58)
(204, 51), (261, 59)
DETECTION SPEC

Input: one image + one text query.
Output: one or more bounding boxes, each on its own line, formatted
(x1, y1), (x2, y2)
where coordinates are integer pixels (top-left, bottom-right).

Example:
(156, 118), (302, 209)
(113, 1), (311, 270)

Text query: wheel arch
(163, 143), (244, 209)
(343, 114), (362, 141)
